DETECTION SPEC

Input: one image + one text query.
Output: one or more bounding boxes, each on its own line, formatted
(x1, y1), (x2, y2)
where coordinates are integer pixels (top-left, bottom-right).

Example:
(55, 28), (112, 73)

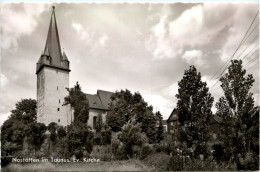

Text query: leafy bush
(57, 127), (67, 138)
(140, 145), (153, 160)
(118, 119), (148, 158)
(115, 145), (127, 160)
(90, 145), (113, 161)
(167, 154), (184, 171)
(237, 152), (259, 171)
(111, 136), (120, 155)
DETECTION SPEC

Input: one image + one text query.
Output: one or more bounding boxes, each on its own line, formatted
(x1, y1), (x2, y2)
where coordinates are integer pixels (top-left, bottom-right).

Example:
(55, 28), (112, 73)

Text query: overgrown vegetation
(1, 61), (259, 171)
(216, 60), (259, 170)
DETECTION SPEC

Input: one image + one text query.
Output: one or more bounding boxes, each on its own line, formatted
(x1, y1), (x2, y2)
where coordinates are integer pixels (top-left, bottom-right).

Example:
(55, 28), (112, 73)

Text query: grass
(142, 152), (170, 171)
(2, 159), (153, 172)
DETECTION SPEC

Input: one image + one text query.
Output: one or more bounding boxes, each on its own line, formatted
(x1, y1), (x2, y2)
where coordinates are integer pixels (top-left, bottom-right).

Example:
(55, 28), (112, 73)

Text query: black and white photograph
(1, 1), (259, 171)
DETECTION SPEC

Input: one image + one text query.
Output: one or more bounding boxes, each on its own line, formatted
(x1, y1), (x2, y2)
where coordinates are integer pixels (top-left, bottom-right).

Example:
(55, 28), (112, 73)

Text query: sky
(1, 2), (259, 124)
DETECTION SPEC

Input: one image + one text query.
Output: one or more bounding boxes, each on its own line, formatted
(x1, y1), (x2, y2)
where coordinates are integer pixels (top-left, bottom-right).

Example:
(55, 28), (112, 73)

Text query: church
(36, 7), (113, 129)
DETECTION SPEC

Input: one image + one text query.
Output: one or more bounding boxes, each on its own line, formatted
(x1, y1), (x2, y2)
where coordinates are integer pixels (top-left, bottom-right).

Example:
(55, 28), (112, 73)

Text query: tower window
(57, 108), (60, 111)
(58, 119), (60, 123)
(59, 99), (60, 104)
(57, 86), (58, 90)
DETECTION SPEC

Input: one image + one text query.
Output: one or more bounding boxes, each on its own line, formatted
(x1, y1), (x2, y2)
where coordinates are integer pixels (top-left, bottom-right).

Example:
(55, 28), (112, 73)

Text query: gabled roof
(167, 109), (178, 122)
(85, 90), (114, 110)
(97, 90), (114, 109)
(85, 94), (105, 110)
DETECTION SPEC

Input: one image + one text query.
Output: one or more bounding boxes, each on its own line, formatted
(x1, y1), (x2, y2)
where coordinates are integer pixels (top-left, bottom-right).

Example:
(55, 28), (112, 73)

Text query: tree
(140, 109), (157, 143)
(176, 66), (214, 157)
(1, 99), (37, 156)
(107, 89), (153, 132)
(64, 82), (89, 124)
(57, 126), (67, 138)
(47, 122), (58, 143)
(156, 111), (164, 143)
(25, 122), (46, 151)
(9, 99), (37, 124)
(216, 60), (258, 168)
(107, 89), (156, 142)
(67, 124), (94, 155)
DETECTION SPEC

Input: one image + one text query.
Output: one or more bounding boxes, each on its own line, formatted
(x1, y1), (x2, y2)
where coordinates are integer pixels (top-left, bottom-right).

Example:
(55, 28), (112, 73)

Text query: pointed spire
(36, 6), (70, 74)
(43, 6), (62, 65)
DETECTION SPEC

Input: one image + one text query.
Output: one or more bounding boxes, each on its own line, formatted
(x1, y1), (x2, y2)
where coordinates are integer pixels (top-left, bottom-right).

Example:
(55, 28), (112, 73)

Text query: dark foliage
(25, 122), (47, 151)
(216, 60), (258, 166)
(107, 89), (153, 132)
(175, 66), (214, 156)
(64, 81), (89, 124)
(212, 144), (224, 162)
(155, 111), (164, 143)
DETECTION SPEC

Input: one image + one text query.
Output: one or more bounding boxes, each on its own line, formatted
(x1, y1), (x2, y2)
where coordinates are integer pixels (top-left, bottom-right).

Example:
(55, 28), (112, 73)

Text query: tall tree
(156, 111), (164, 143)
(64, 82), (89, 124)
(176, 66), (214, 157)
(216, 60), (258, 168)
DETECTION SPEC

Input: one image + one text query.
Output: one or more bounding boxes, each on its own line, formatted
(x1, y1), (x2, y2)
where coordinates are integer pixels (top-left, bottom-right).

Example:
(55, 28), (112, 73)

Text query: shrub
(182, 159), (236, 171)
(90, 145), (113, 161)
(74, 150), (83, 160)
(118, 120), (148, 158)
(140, 145), (153, 160)
(1, 156), (12, 167)
(115, 145), (127, 160)
(111, 136), (120, 155)
(85, 140), (93, 154)
(212, 143), (224, 161)
(57, 127), (67, 138)
(167, 154), (184, 171)
(154, 144), (169, 153)
(237, 152), (259, 171)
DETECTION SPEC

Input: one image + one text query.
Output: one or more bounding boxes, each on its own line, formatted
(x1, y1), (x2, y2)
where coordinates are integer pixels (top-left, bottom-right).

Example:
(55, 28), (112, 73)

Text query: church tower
(36, 7), (72, 126)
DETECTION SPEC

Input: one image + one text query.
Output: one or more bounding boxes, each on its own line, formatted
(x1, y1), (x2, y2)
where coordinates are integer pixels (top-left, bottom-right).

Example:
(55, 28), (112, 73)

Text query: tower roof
(36, 6), (70, 74)
(43, 6), (62, 65)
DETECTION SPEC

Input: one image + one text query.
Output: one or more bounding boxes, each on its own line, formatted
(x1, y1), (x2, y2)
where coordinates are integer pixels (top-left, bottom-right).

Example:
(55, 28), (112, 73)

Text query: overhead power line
(209, 10), (259, 91)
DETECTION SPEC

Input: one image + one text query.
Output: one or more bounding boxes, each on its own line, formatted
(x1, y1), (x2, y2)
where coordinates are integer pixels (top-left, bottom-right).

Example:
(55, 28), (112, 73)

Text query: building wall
(37, 66), (72, 126)
(88, 108), (107, 129)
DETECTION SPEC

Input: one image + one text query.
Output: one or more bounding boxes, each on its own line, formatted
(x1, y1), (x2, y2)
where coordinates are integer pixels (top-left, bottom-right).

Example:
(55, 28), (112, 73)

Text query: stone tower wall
(37, 66), (71, 126)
